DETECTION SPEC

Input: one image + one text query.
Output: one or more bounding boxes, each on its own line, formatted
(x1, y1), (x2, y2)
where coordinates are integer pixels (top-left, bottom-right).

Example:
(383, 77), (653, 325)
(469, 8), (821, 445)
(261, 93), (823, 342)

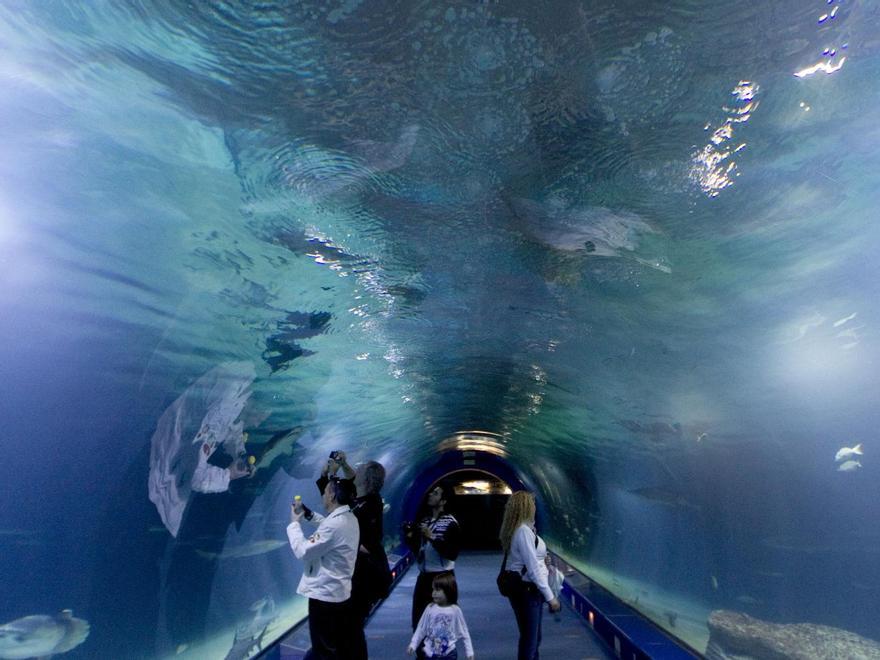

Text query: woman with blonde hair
(499, 491), (561, 660)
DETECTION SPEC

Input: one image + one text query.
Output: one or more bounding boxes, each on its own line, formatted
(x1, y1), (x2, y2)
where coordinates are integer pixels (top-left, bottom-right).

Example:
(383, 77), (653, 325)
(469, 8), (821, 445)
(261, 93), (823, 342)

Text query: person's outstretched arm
(316, 457), (338, 495)
(335, 451), (356, 480)
(287, 509), (335, 561)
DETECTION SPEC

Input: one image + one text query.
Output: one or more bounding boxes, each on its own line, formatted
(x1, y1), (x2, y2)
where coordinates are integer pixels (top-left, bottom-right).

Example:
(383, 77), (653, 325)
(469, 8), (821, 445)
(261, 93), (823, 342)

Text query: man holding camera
(288, 476), (359, 659)
(316, 450), (390, 660)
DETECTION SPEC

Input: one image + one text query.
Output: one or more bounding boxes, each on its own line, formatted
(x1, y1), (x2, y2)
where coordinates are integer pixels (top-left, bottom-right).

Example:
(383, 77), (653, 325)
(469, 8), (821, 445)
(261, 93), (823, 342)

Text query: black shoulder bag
(496, 532), (539, 597)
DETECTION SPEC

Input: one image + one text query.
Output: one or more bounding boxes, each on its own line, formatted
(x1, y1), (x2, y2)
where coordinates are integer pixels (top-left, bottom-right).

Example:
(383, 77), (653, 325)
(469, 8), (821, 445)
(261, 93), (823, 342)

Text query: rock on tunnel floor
(366, 551), (614, 660)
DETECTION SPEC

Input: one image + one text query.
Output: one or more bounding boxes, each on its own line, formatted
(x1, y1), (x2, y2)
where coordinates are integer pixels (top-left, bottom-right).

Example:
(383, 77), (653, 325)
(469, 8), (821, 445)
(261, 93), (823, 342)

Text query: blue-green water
(1, 1), (879, 657)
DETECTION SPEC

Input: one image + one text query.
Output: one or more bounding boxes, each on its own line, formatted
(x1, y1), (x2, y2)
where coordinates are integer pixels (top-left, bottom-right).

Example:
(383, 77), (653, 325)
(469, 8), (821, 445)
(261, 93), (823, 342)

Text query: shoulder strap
(502, 528), (541, 573)
(500, 550), (530, 576)
(500, 550), (527, 576)
(525, 530), (540, 574)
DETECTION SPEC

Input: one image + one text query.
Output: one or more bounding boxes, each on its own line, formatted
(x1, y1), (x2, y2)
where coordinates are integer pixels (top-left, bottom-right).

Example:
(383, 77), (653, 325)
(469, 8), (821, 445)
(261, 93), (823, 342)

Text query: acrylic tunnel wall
(2, 2), (880, 659)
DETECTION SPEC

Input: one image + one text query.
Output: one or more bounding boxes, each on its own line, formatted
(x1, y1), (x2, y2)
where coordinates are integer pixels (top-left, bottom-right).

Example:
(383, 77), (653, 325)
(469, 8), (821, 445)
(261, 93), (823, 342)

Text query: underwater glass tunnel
(1, 1), (880, 658)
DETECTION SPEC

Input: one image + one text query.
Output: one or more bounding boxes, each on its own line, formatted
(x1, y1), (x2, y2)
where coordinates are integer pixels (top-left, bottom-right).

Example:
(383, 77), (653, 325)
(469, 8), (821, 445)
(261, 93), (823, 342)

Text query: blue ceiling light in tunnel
(2, 1), (880, 659)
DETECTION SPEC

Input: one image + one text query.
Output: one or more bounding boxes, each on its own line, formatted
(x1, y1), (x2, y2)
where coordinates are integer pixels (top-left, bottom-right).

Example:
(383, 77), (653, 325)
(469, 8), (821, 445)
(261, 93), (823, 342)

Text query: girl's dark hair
(432, 571), (458, 605)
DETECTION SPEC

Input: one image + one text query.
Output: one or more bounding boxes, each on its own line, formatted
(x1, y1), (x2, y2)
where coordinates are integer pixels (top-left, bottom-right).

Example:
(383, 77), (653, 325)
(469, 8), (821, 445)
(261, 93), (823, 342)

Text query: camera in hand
(401, 521), (421, 552)
(293, 496), (314, 520)
(402, 520), (420, 540)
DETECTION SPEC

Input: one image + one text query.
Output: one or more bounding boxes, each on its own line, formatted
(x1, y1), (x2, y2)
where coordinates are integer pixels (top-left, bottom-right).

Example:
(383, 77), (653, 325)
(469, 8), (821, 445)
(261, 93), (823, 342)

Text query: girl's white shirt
(410, 603), (474, 658)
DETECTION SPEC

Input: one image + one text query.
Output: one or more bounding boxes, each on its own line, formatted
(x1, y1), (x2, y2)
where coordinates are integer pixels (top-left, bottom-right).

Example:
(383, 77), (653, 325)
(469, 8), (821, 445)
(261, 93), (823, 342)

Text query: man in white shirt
(288, 477), (360, 659)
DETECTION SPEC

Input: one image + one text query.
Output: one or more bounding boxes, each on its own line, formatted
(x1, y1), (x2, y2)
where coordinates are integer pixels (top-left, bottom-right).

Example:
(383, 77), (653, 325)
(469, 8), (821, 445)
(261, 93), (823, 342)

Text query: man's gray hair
(360, 461), (386, 495)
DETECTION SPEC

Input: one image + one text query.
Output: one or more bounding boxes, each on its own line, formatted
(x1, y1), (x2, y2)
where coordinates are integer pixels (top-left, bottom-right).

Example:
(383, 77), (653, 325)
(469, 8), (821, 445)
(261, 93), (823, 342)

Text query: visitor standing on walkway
(288, 477), (359, 659)
(404, 483), (462, 641)
(315, 451), (390, 659)
(499, 491), (560, 660)
(407, 572), (474, 660)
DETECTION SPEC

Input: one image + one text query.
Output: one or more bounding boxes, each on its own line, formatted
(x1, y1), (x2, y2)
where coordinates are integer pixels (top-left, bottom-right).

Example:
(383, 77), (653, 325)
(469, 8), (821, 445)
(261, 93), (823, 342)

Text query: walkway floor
(365, 551), (614, 660)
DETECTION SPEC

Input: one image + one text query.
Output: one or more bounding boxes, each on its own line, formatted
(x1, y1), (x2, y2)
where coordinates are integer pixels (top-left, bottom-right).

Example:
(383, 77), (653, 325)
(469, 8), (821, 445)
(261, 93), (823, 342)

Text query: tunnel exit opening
(425, 469), (511, 550)
(401, 448), (533, 551)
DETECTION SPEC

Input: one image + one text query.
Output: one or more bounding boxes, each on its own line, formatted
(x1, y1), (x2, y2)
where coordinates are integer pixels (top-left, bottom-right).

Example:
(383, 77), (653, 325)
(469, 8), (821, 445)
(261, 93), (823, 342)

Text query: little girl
(407, 572), (474, 660)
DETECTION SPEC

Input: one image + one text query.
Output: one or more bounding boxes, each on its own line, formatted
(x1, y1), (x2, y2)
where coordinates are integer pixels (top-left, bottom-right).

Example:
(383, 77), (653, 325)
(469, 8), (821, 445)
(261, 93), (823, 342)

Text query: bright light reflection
(775, 309), (866, 387)
(780, 336), (857, 384)
(691, 81), (759, 197)
(437, 430), (507, 457)
(794, 57), (846, 78)
(455, 480), (512, 495)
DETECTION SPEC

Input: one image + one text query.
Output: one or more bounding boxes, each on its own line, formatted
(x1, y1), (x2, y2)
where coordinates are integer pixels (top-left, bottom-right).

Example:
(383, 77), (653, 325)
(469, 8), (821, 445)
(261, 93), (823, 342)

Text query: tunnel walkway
(365, 551), (614, 660)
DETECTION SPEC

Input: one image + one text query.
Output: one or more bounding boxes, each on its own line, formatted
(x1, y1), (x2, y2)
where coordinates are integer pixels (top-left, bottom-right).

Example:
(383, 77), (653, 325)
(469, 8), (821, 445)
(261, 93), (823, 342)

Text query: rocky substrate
(705, 610), (880, 660)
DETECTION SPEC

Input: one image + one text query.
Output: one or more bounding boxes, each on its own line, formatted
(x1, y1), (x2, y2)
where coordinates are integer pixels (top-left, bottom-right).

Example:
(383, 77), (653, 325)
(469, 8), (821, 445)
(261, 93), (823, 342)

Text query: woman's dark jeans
(508, 585), (544, 660)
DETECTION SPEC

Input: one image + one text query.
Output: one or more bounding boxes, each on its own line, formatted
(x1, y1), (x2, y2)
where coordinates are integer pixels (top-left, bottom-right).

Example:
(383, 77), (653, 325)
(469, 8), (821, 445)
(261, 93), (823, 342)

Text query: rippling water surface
(1, 1), (880, 657)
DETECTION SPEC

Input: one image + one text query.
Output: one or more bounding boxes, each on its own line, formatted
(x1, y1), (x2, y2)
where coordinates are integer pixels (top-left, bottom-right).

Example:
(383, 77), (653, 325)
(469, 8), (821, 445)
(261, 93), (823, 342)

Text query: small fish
(836, 326), (861, 341)
(833, 312), (857, 327)
(783, 311), (825, 343)
(835, 444), (863, 462)
(0, 610), (89, 659)
(711, 575), (719, 591)
(838, 460), (862, 472)
(233, 596), (277, 644)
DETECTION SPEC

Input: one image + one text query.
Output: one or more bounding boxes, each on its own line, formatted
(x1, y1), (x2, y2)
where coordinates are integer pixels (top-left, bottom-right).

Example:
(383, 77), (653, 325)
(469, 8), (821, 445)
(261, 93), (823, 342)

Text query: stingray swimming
(504, 196), (670, 272)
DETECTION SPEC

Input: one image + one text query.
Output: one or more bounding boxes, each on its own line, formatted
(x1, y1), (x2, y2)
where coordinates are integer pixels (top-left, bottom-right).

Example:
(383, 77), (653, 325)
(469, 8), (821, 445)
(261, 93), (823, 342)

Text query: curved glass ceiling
(1, 1), (879, 657)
